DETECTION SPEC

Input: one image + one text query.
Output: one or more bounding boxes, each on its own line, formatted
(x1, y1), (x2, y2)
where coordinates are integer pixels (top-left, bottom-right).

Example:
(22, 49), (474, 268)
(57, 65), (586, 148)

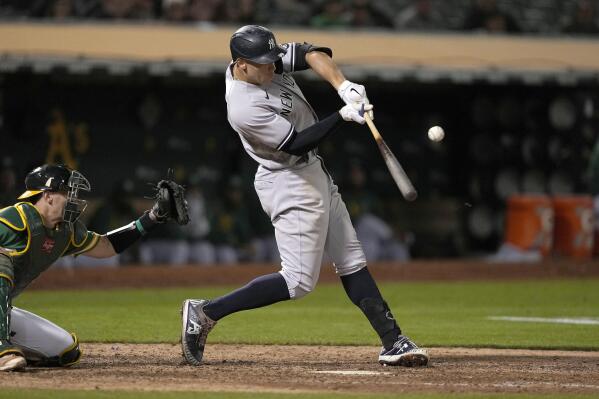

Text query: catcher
(0, 164), (189, 372)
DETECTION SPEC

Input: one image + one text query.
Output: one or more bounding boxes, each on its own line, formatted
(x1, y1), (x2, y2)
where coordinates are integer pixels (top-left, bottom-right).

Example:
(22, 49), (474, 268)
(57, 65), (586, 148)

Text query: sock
(203, 273), (290, 321)
(341, 267), (401, 349)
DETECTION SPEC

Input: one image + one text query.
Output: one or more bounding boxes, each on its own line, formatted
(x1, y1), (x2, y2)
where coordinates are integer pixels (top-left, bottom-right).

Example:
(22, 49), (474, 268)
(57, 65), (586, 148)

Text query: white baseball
(427, 126), (445, 142)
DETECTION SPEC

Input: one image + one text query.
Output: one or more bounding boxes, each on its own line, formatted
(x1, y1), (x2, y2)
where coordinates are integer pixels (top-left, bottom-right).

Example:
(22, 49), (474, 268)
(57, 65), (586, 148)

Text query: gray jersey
(225, 42), (367, 299)
(225, 43), (320, 170)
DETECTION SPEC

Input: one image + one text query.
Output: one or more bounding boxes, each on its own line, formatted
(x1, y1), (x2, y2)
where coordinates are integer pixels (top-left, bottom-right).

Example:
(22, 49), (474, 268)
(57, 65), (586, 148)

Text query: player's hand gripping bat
(364, 114), (417, 201)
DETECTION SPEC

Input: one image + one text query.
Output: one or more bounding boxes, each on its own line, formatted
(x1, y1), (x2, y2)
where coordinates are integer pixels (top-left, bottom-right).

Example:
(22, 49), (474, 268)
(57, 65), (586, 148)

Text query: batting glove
(339, 103), (374, 124)
(337, 80), (374, 119)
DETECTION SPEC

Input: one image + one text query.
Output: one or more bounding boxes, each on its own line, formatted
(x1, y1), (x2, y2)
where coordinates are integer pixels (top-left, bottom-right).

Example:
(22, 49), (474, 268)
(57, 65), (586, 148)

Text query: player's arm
(279, 104), (373, 156)
(304, 47), (373, 119)
(82, 210), (159, 258)
(304, 50), (346, 90)
(82, 235), (115, 258)
(72, 180), (189, 259)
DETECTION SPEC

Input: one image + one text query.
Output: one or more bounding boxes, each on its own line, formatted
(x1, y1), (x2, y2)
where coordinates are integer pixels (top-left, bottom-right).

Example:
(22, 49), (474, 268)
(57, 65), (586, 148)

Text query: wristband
(106, 212), (158, 254)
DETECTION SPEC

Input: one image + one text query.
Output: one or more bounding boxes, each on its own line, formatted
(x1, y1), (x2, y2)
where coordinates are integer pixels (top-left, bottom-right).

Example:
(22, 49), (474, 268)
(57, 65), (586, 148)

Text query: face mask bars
(63, 170), (91, 226)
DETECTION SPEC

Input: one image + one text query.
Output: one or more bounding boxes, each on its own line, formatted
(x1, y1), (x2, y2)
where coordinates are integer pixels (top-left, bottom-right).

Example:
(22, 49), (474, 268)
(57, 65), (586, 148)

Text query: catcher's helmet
(19, 164), (72, 199)
(230, 25), (287, 64)
(19, 164), (91, 225)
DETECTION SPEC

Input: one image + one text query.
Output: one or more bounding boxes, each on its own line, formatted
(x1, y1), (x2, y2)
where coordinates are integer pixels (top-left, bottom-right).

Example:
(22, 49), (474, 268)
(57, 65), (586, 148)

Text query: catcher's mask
(19, 164), (91, 226)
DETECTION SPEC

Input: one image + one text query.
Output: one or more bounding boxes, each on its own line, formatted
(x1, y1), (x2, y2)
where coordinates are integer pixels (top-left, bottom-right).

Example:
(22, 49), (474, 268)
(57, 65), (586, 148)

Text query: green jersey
(0, 202), (100, 298)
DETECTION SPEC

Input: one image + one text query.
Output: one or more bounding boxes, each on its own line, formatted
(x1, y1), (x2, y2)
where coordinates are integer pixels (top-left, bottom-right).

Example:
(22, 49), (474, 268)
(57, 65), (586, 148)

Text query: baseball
(427, 126), (445, 142)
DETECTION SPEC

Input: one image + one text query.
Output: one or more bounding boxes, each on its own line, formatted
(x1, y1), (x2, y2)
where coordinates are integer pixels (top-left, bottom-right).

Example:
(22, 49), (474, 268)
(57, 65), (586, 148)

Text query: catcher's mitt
(151, 179), (190, 225)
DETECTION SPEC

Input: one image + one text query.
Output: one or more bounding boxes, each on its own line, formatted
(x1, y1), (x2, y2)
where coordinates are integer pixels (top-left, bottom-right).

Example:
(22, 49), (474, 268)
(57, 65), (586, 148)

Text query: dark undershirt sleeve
(279, 112), (344, 156)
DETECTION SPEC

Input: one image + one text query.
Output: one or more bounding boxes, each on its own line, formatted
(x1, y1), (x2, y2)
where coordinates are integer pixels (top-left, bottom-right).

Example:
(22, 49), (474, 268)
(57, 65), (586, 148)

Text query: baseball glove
(150, 179), (190, 225)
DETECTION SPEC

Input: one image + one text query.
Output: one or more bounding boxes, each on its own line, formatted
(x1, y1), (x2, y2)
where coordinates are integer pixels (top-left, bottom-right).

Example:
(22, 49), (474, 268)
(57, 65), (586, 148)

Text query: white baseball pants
(10, 307), (79, 364)
(254, 157), (367, 299)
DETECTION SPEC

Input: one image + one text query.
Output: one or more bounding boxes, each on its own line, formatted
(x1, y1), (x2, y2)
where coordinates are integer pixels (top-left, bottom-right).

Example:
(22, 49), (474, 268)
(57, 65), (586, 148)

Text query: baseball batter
(182, 25), (428, 367)
(0, 164), (187, 372)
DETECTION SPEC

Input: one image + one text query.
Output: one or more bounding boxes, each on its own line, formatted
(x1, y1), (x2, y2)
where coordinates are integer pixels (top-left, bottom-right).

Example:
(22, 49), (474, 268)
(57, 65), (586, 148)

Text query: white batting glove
(337, 80), (374, 119)
(339, 103), (374, 125)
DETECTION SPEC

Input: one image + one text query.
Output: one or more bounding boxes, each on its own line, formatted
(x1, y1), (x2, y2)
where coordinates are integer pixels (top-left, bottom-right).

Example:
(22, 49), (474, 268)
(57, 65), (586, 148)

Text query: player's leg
(9, 307), (81, 367)
(0, 277), (26, 372)
(181, 271), (290, 365)
(325, 182), (428, 367)
(203, 164), (331, 317)
(182, 164), (331, 365)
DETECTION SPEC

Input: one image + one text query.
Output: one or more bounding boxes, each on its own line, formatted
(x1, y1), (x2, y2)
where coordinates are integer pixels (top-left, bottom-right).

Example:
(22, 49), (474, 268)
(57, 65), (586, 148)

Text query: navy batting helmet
(230, 25), (287, 64)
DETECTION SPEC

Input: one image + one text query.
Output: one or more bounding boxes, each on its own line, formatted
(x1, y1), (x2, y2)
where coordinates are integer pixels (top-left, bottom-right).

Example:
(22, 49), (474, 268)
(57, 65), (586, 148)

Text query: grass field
(5, 279), (599, 399)
(13, 279), (599, 349)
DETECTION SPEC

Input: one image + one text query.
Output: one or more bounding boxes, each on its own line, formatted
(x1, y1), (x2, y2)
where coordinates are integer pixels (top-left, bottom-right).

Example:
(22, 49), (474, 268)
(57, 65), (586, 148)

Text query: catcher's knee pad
(58, 333), (82, 367)
(28, 333), (82, 367)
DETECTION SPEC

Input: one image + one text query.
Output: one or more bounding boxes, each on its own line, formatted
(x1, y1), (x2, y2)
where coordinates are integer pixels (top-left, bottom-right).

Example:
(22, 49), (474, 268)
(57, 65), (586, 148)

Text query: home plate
(313, 370), (390, 376)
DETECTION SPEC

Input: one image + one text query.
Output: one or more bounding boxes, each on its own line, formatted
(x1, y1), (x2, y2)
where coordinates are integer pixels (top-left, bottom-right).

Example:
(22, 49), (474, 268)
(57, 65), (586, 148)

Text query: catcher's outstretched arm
(85, 178), (189, 257)
(88, 210), (159, 257)
(84, 236), (116, 258)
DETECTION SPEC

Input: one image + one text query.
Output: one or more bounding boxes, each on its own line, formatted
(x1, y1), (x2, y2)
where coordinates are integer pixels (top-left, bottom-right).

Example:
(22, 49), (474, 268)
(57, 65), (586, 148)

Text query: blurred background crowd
(1, 0), (598, 267)
(1, 0), (599, 35)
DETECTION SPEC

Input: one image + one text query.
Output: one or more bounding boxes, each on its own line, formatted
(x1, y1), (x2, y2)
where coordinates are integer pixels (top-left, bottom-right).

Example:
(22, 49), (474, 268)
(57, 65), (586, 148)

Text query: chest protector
(8, 203), (73, 297)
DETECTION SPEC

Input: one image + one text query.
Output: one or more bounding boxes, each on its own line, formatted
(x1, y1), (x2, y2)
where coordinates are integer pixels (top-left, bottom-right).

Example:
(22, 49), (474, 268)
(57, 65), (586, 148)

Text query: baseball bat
(364, 114), (417, 201)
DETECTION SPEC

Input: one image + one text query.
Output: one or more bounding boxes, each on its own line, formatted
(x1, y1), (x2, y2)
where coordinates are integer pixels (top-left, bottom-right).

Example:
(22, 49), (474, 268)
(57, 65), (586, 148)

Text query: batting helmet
(230, 25), (287, 64)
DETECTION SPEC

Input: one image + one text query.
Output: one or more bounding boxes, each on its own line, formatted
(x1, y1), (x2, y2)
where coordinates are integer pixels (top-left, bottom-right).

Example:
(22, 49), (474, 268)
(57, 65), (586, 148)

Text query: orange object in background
(552, 196), (594, 259)
(504, 195), (554, 256)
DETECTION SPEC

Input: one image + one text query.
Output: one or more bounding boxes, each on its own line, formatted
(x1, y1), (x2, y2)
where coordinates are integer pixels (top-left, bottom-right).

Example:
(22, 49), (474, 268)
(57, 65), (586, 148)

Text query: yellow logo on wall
(46, 109), (90, 170)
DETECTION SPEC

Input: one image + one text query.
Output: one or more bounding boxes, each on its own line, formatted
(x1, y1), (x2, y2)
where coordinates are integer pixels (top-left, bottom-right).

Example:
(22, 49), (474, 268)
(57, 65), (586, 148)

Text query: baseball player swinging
(0, 164), (188, 371)
(181, 25), (428, 367)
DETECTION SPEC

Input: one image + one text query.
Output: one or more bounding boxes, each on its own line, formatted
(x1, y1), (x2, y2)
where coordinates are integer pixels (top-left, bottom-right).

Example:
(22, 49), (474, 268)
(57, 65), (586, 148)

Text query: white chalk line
(488, 316), (599, 325)
(313, 370), (391, 376)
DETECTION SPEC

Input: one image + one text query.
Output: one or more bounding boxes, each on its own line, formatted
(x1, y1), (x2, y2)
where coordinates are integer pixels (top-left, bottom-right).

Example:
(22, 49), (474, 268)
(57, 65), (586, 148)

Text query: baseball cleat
(378, 335), (429, 367)
(0, 353), (27, 372)
(181, 299), (216, 366)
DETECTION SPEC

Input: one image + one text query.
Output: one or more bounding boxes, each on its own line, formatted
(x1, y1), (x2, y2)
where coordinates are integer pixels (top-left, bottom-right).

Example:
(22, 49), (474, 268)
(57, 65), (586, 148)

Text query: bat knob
(405, 191), (418, 201)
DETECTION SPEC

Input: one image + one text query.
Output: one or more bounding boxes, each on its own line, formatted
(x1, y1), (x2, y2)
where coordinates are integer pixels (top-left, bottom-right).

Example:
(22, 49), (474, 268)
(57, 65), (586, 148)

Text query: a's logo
(187, 319), (200, 335)
(268, 38), (275, 50)
(41, 238), (55, 253)
(45, 177), (54, 188)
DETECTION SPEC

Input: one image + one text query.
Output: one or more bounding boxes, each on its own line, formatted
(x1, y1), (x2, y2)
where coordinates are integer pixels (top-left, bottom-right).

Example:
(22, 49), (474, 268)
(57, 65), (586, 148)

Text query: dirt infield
(10, 260), (599, 395)
(4, 344), (599, 395)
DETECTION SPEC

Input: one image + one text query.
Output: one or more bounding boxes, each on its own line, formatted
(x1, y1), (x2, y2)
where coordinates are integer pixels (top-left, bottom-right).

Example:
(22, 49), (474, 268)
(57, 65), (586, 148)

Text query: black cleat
(181, 299), (216, 366)
(378, 335), (429, 367)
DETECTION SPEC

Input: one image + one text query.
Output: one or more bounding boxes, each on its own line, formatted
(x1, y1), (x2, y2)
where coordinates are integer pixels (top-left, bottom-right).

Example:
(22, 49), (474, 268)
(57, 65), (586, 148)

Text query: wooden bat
(364, 114), (417, 201)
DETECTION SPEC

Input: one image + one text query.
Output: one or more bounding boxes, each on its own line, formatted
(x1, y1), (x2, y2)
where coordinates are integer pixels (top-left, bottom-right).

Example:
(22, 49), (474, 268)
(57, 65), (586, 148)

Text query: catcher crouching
(0, 164), (189, 371)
